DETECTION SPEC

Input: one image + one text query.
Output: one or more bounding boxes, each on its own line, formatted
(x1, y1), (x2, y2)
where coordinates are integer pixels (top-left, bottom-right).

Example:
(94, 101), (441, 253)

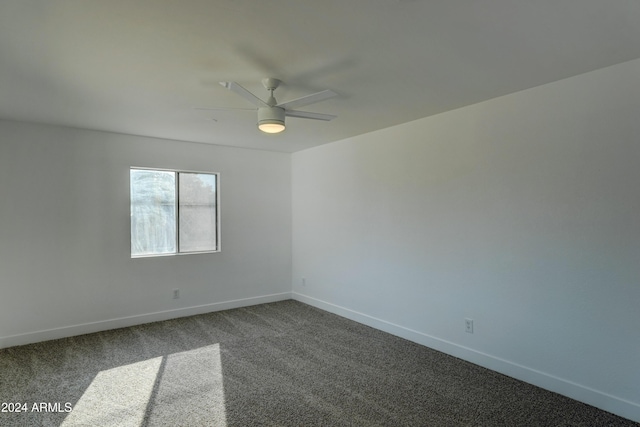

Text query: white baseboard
(0, 292), (291, 349)
(292, 292), (640, 423)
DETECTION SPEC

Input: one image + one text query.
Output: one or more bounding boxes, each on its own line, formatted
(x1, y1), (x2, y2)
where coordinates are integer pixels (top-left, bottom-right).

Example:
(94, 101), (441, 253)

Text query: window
(130, 168), (219, 257)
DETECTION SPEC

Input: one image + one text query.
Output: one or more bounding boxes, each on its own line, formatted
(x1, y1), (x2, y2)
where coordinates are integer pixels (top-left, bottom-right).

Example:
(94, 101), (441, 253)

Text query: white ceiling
(1, 1), (640, 153)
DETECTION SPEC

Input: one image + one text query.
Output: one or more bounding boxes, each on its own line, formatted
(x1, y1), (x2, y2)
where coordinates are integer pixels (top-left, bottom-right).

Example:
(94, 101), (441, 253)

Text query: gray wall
(292, 58), (640, 421)
(0, 121), (292, 346)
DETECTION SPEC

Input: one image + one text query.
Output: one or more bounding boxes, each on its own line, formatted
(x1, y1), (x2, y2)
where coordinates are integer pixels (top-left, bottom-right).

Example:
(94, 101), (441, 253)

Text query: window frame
(130, 167), (221, 258)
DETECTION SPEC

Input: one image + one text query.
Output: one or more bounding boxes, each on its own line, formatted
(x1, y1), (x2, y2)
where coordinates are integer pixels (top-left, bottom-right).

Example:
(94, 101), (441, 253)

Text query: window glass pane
(130, 169), (176, 256)
(178, 173), (217, 252)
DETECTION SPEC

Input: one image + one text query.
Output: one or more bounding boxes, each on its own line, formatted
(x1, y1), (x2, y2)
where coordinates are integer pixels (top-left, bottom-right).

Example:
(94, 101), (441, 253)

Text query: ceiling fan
(207, 78), (337, 134)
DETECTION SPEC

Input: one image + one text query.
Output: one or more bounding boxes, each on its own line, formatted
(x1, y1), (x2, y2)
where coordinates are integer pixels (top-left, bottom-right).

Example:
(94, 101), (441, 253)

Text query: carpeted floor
(0, 300), (637, 426)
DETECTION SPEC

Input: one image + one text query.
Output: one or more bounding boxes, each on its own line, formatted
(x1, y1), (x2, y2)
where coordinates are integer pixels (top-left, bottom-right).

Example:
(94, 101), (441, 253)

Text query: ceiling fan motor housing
(258, 106), (285, 131)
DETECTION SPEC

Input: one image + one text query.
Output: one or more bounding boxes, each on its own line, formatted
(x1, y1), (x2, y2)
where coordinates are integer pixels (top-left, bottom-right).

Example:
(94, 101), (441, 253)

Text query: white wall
(0, 121), (292, 347)
(292, 58), (640, 422)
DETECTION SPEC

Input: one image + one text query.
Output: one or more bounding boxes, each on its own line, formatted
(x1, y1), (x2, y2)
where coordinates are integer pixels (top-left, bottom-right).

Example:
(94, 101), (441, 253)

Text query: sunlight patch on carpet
(145, 344), (227, 426)
(61, 356), (162, 426)
(60, 344), (228, 426)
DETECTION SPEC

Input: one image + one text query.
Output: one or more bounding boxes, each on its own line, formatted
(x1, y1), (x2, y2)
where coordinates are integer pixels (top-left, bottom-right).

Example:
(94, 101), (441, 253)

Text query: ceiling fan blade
(193, 107), (255, 112)
(219, 82), (268, 108)
(285, 110), (337, 121)
(277, 89), (337, 110)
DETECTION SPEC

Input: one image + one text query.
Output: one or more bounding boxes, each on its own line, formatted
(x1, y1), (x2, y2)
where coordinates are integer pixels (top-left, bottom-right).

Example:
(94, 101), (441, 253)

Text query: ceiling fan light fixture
(258, 106), (286, 134)
(258, 121), (286, 133)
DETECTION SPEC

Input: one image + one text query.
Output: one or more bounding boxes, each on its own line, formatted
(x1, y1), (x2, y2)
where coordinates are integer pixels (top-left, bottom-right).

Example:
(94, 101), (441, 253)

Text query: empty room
(1, 1), (639, 425)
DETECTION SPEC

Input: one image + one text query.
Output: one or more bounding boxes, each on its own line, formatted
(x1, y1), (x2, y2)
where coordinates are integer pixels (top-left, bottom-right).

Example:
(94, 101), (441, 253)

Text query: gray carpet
(0, 300), (636, 426)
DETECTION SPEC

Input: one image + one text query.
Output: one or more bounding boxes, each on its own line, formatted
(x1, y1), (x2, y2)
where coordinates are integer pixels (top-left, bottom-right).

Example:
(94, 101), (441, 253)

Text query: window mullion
(175, 171), (180, 254)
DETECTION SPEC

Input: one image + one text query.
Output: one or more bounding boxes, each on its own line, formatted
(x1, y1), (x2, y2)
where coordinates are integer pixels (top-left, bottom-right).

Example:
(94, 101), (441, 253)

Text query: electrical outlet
(465, 318), (473, 334)
(173, 289), (180, 299)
